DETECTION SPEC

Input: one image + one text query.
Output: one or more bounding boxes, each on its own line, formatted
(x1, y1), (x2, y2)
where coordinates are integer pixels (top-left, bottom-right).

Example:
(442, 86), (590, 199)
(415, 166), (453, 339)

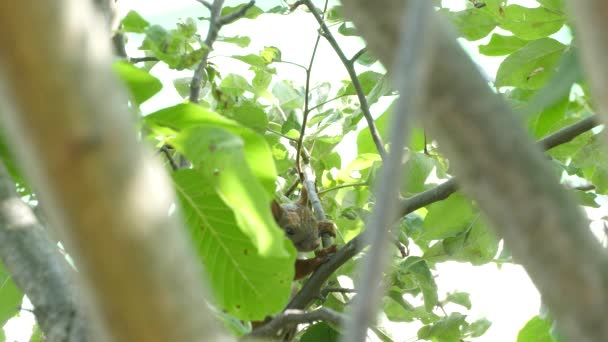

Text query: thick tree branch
(301, 0), (387, 160)
(0, 162), (88, 341)
(342, 1), (608, 341)
(0, 0), (229, 340)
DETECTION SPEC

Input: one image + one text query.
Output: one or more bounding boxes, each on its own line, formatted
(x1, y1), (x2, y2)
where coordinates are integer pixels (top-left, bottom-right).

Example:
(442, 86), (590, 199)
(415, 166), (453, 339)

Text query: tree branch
(302, 0), (387, 160)
(342, 1), (434, 340)
(342, 1), (608, 340)
(218, 0), (255, 26)
(567, 0), (608, 130)
(0, 0), (228, 340)
(248, 308), (345, 338)
(189, 0), (256, 102)
(0, 162), (88, 341)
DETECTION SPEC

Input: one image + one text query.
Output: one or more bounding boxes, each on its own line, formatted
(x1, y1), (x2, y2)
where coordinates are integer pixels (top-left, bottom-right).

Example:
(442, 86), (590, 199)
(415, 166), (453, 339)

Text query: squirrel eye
(284, 227), (296, 236)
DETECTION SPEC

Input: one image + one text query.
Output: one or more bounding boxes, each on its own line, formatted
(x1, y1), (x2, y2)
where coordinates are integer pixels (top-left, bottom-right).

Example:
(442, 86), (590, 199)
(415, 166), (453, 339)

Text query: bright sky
(6, 1), (594, 341)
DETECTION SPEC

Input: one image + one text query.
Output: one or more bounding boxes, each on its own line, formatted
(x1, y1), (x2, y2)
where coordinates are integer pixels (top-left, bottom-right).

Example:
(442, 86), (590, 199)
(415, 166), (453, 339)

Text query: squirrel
(271, 186), (337, 279)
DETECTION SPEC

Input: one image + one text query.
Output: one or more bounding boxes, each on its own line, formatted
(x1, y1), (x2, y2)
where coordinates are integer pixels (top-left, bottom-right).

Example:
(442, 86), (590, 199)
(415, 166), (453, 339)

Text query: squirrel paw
(317, 220), (337, 238)
(314, 244), (337, 259)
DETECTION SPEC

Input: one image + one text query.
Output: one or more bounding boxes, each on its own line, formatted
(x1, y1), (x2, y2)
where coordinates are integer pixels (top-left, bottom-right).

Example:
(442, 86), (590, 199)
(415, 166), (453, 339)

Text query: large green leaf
(173, 127), (286, 257)
(517, 316), (553, 342)
(144, 103), (277, 194)
(397, 257), (438, 312)
(440, 7), (498, 41)
(418, 313), (467, 341)
(401, 152), (444, 196)
(571, 137), (608, 194)
(496, 38), (566, 90)
(499, 5), (565, 40)
(0, 264), (23, 329)
(113, 61), (162, 106)
(173, 170), (295, 320)
(421, 194), (475, 240)
(121, 10), (150, 33)
(479, 34), (527, 56)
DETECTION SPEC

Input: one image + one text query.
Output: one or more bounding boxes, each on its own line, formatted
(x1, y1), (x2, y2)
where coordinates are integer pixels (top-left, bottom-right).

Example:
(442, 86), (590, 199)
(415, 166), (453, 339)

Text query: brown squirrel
(271, 187), (337, 279)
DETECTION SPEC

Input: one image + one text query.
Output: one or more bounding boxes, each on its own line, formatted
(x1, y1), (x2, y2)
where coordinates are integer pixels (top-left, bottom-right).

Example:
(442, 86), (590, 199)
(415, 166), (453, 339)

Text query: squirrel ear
(271, 200), (283, 221)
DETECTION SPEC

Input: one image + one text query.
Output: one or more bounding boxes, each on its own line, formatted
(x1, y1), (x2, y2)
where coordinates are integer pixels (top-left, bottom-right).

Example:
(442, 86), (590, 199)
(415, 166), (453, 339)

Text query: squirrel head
(271, 198), (320, 252)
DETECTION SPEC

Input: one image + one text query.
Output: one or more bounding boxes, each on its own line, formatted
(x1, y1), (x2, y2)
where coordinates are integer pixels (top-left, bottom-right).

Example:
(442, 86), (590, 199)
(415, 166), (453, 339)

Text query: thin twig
(158, 145), (179, 171)
(350, 48), (367, 64)
(308, 93), (350, 112)
(302, 0), (387, 160)
(295, 0), (327, 176)
(129, 56), (160, 63)
(318, 181), (368, 195)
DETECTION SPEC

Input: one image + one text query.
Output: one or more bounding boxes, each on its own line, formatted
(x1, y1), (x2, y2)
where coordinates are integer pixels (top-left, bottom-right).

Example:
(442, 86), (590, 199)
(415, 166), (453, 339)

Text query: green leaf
(418, 313), (467, 341)
(272, 81), (303, 111)
(523, 48), (582, 118)
(398, 257), (438, 312)
(326, 5), (344, 23)
(517, 316), (554, 342)
(422, 194), (475, 240)
(141, 23), (205, 70)
(217, 35), (251, 47)
(0, 264), (23, 328)
(336, 153), (380, 183)
(252, 69), (272, 94)
(173, 128), (287, 257)
(338, 22), (358, 36)
(499, 5), (565, 40)
(338, 71), (383, 96)
(220, 73), (252, 97)
(231, 54), (268, 68)
(230, 101), (268, 131)
(173, 77), (192, 99)
(571, 137), (608, 194)
(113, 61), (162, 106)
(496, 38), (566, 90)
(446, 292), (471, 310)
(479, 34), (527, 56)
(121, 10), (150, 33)
(300, 322), (340, 342)
(174, 170), (294, 320)
(145, 103), (277, 194)
(260, 46), (281, 64)
(401, 152), (442, 195)
(468, 318), (492, 337)
(221, 4), (263, 21)
(441, 7), (498, 41)
(354, 51), (378, 66)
